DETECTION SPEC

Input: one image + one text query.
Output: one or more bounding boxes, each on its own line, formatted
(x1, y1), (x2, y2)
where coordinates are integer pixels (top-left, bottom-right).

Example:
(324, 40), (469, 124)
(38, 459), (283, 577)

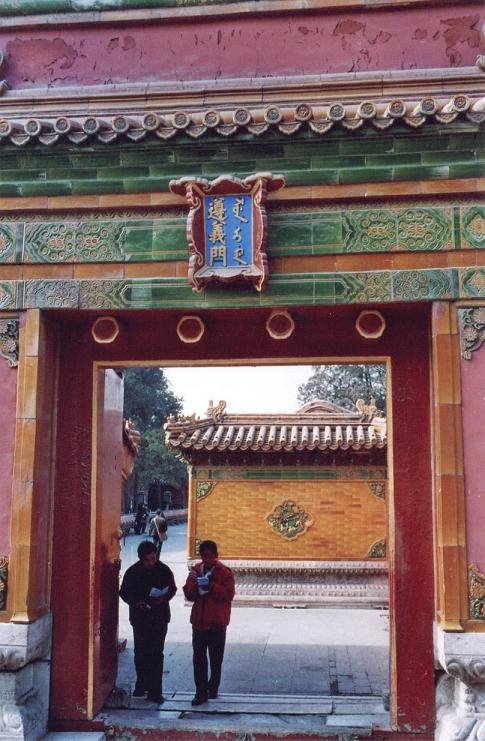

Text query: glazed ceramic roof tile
(165, 399), (387, 454)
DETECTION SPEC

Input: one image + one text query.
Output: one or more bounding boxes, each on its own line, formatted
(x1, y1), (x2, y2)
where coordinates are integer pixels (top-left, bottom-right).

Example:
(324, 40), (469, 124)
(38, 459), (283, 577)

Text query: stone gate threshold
(50, 692), (394, 739)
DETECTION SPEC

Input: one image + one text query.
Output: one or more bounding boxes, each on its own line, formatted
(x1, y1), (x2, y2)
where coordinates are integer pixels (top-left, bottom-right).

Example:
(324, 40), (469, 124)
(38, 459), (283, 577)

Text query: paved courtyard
(117, 524), (389, 699)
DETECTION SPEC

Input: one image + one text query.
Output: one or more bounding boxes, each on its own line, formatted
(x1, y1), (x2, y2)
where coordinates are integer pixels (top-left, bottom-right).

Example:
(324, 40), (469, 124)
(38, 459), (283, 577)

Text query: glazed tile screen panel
(0, 204), (482, 265)
(194, 479), (388, 561)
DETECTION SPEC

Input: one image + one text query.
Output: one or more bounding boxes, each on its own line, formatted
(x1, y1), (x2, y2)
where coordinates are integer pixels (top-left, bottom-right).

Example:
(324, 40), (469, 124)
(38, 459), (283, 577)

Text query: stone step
(163, 692), (334, 714)
(127, 690), (386, 715)
(98, 692), (387, 738)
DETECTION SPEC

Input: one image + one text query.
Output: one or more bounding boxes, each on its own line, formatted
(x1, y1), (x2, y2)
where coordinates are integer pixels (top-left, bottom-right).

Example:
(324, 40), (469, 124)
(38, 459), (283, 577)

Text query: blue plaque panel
(204, 194), (253, 270)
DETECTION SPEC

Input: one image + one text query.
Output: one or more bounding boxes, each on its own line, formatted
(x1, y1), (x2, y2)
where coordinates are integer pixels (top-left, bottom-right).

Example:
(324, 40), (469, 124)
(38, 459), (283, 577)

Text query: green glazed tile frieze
(24, 279), (80, 308)
(2, 204), (483, 265)
(460, 268), (485, 298)
(461, 207), (485, 250)
(0, 0), (246, 15)
(392, 269), (456, 301)
(0, 282), (19, 310)
(0, 224), (18, 263)
(1, 267), (484, 311)
(193, 467), (387, 481)
(24, 221), (125, 263)
(0, 126), (482, 199)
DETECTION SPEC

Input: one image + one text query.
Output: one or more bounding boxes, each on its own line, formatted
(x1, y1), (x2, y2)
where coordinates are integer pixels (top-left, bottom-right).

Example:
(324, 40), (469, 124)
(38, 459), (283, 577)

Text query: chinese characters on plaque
(205, 194), (252, 270)
(170, 173), (285, 292)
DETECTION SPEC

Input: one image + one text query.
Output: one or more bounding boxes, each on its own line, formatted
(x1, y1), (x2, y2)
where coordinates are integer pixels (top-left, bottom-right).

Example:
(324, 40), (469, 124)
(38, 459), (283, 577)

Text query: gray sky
(163, 365), (313, 418)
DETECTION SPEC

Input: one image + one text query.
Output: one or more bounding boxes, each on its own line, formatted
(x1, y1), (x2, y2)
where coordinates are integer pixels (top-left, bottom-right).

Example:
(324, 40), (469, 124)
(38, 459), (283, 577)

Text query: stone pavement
(117, 525), (390, 700)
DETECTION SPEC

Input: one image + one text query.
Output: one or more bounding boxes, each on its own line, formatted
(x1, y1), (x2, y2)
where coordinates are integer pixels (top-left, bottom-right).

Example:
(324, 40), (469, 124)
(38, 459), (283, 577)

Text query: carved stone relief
(368, 538), (386, 558)
(265, 500), (313, 540)
(469, 562), (485, 619)
(0, 558), (7, 611)
(0, 319), (18, 368)
(460, 307), (485, 360)
(435, 624), (485, 741)
(368, 482), (386, 500)
(195, 481), (217, 502)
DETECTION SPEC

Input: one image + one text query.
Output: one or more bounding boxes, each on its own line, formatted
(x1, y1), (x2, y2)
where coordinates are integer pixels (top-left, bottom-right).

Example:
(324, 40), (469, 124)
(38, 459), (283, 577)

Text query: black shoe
(191, 693), (208, 706)
(133, 686), (146, 698)
(146, 694), (165, 704)
(208, 689), (218, 699)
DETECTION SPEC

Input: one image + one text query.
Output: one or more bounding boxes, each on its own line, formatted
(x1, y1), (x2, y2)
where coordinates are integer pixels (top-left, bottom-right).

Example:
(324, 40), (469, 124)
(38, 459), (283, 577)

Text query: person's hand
(136, 600), (149, 609)
(188, 569), (198, 581)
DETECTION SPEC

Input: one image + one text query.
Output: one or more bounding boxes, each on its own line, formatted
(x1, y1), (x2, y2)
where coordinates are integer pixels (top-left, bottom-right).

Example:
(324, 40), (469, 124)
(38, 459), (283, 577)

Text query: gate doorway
(48, 304), (435, 736)
(116, 361), (390, 725)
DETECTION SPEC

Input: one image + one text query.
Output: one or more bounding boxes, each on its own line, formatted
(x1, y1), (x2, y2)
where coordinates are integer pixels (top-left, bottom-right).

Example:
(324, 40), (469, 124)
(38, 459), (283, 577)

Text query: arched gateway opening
(45, 302), (434, 736)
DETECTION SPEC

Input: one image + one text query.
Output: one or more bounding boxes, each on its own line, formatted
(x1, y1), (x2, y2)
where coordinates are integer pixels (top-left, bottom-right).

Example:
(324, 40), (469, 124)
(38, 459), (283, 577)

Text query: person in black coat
(120, 540), (176, 703)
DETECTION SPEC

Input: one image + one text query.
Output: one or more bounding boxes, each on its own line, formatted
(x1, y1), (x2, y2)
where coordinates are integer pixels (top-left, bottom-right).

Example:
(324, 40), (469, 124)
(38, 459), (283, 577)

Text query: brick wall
(192, 477), (387, 561)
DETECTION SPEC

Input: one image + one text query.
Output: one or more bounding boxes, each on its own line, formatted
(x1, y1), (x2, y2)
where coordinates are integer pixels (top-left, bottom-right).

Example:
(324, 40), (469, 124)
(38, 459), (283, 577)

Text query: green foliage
(124, 367), (183, 433)
(297, 364), (387, 413)
(123, 368), (187, 495)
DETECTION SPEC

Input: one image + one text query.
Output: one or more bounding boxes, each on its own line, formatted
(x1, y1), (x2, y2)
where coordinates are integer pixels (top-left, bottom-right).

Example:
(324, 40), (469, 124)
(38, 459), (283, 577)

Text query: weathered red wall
(2, 5), (480, 89)
(0, 348), (17, 556)
(461, 346), (485, 569)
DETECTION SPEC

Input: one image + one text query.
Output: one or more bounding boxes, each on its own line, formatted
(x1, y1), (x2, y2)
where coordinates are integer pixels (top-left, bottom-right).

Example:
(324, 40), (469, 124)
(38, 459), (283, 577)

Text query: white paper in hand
(149, 586), (169, 598)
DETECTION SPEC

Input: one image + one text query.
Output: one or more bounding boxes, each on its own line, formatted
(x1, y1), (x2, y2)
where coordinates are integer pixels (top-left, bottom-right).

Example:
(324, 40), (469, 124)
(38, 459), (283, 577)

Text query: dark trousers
(192, 625), (226, 695)
(132, 619), (168, 698)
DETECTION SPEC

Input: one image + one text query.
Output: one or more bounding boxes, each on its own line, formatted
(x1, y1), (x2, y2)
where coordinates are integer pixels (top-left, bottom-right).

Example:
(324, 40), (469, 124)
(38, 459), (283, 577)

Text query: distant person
(149, 509), (168, 557)
(183, 540), (235, 706)
(120, 540), (176, 704)
(134, 502), (148, 534)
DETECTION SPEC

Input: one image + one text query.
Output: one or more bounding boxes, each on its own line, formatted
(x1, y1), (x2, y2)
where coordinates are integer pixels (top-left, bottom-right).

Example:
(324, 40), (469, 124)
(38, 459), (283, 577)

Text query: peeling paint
(441, 14), (481, 66)
(122, 36), (135, 51)
(6, 37), (78, 83)
(333, 19), (366, 36)
(0, 5), (481, 89)
(413, 28), (428, 40)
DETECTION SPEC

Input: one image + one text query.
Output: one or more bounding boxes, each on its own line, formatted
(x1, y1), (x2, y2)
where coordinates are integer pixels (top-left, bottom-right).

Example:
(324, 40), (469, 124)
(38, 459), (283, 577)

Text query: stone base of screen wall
(188, 560), (389, 608)
(0, 614), (52, 740)
(435, 625), (485, 741)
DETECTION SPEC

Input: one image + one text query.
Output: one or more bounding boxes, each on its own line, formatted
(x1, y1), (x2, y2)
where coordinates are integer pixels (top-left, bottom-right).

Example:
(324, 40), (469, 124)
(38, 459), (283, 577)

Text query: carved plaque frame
(170, 173), (284, 293)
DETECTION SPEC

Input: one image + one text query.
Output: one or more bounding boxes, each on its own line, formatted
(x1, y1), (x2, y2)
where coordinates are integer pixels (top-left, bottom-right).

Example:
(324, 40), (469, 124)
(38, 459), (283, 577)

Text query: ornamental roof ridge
(164, 398), (387, 453)
(0, 66), (483, 145)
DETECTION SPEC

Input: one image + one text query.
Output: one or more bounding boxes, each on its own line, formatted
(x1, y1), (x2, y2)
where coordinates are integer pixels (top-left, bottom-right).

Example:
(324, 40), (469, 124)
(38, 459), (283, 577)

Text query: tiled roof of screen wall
(165, 399), (387, 454)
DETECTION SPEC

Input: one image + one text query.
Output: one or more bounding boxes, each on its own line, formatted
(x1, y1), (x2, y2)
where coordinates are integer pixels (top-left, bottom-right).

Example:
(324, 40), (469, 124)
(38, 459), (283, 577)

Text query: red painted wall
(461, 346), (485, 569)
(2, 5), (480, 90)
(0, 354), (17, 556)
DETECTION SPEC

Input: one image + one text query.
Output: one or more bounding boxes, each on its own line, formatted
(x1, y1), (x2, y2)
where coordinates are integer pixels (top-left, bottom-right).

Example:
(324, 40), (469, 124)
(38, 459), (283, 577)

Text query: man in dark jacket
(183, 540), (235, 706)
(120, 540), (176, 703)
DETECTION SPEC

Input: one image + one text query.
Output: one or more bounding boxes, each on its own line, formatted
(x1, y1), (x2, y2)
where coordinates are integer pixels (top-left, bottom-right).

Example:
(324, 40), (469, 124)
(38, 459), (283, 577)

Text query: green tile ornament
(0, 225), (17, 263)
(397, 208), (452, 251)
(79, 280), (130, 309)
(461, 207), (485, 249)
(0, 282), (17, 310)
(24, 221), (125, 263)
(24, 280), (80, 308)
(392, 269), (454, 301)
(460, 268), (485, 298)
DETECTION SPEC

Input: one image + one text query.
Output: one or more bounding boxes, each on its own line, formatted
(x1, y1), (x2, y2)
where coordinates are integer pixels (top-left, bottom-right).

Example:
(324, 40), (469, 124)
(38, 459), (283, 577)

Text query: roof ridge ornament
(355, 398), (386, 423)
(297, 400), (352, 415)
(207, 400), (226, 423)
